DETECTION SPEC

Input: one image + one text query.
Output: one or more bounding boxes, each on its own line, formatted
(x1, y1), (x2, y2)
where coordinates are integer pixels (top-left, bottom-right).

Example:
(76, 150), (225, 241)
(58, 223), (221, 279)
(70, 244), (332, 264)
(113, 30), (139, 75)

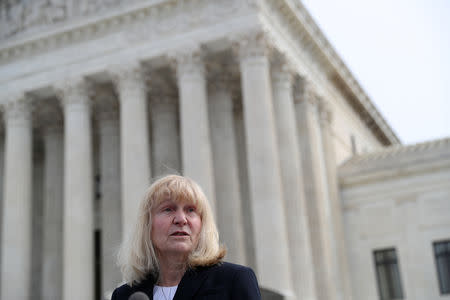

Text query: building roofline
(284, 0), (401, 145)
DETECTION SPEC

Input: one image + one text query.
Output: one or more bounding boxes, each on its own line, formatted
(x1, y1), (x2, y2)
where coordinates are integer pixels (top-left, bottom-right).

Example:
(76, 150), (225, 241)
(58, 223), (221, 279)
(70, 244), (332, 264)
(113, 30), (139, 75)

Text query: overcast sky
(301, 0), (450, 145)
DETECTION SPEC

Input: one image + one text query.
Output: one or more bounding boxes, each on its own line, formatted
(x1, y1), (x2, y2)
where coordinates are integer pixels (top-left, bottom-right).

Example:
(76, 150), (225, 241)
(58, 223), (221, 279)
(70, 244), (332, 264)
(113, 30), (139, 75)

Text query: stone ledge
(339, 137), (450, 186)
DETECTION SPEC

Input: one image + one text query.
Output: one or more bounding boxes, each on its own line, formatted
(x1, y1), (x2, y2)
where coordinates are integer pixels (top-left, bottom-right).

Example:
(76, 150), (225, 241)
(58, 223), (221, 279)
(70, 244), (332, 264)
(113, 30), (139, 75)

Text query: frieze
(0, 0), (140, 41)
(0, 0), (254, 65)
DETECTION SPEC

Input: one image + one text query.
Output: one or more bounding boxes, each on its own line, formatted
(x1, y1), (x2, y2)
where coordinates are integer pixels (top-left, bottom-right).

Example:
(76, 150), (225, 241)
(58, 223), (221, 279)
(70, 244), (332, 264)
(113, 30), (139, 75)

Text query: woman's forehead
(153, 194), (200, 208)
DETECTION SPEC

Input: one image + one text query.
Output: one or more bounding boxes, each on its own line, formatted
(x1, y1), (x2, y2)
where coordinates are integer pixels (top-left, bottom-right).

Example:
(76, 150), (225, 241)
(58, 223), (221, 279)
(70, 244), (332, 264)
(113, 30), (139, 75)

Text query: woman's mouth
(170, 231), (189, 236)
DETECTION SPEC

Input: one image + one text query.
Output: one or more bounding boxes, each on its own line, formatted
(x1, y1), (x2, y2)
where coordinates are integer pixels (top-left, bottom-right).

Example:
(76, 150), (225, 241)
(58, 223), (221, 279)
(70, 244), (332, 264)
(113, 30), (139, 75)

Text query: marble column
(319, 102), (353, 300)
(149, 83), (181, 176)
(208, 77), (246, 265)
(173, 46), (216, 211)
(294, 80), (334, 300)
(31, 147), (44, 300)
(112, 63), (151, 239)
(233, 99), (256, 271)
(271, 59), (317, 300)
(234, 31), (294, 299)
(96, 90), (123, 297)
(58, 80), (94, 300)
(0, 96), (33, 300)
(0, 133), (3, 296)
(41, 120), (64, 300)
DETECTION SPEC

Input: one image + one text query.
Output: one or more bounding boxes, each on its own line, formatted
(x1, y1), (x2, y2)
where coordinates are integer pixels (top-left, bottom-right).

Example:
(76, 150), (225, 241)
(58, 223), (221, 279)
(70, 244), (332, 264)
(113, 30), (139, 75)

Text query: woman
(112, 175), (261, 300)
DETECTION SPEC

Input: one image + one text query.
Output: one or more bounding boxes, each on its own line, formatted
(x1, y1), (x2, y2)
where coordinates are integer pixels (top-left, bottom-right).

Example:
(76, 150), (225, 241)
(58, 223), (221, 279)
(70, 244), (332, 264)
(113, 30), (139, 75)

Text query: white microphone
(128, 291), (150, 300)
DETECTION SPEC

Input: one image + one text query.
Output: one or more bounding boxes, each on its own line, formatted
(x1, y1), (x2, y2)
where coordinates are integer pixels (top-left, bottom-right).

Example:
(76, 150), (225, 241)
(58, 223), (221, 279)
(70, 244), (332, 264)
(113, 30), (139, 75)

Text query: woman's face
(151, 199), (202, 258)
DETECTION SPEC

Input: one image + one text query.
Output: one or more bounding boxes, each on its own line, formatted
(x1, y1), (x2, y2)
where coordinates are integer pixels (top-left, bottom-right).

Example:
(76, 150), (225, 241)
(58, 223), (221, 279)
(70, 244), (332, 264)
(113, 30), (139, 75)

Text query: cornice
(260, 0), (400, 146)
(338, 137), (450, 186)
(0, 0), (253, 66)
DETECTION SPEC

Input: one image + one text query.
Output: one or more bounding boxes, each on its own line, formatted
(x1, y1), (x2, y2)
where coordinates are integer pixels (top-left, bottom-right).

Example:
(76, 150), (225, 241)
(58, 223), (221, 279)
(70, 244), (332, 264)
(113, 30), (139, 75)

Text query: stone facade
(340, 138), (450, 300)
(0, 1), (447, 300)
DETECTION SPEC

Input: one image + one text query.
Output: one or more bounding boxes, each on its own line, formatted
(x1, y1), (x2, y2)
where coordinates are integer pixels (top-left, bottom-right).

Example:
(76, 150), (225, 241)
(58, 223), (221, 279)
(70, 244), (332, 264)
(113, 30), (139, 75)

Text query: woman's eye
(163, 207), (173, 212)
(187, 207), (196, 213)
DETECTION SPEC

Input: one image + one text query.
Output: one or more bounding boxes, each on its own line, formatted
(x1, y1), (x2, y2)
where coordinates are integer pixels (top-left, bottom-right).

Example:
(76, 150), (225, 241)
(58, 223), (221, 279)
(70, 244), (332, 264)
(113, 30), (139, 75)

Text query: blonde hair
(117, 175), (226, 285)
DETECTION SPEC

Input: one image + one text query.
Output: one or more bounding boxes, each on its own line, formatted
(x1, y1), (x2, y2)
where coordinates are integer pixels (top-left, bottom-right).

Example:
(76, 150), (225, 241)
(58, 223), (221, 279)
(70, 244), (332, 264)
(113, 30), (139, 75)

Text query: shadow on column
(260, 287), (284, 300)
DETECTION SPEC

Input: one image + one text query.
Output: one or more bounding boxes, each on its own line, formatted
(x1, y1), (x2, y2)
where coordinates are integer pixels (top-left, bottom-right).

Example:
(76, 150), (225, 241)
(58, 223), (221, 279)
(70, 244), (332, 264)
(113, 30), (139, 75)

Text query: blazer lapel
(173, 267), (209, 300)
(135, 275), (156, 300)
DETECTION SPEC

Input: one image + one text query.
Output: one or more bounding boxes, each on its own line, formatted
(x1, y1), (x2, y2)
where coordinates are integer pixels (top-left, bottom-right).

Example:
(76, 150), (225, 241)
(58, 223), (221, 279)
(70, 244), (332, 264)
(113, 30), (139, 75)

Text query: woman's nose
(173, 210), (187, 225)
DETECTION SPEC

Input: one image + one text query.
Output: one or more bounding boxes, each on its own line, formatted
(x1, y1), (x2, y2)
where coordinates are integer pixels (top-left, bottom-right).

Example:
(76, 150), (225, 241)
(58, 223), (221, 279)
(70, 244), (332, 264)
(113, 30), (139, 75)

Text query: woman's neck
(157, 254), (188, 286)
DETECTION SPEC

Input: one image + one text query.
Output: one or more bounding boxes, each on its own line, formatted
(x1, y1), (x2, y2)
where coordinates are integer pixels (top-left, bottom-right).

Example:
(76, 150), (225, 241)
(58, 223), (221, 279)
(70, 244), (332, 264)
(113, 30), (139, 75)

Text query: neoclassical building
(0, 1), (449, 300)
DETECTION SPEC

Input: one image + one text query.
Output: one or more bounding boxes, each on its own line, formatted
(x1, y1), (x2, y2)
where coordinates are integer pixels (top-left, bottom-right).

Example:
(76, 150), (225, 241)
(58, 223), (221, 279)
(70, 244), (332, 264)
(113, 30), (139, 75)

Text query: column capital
(231, 29), (273, 62)
(55, 77), (91, 109)
(109, 61), (147, 96)
(293, 78), (320, 108)
(318, 99), (333, 125)
(2, 93), (32, 124)
(271, 54), (295, 89)
(168, 43), (205, 80)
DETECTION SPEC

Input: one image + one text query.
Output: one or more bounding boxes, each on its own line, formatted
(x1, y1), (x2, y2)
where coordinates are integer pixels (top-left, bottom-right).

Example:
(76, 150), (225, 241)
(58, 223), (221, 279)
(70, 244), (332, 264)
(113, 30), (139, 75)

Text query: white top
(153, 285), (178, 300)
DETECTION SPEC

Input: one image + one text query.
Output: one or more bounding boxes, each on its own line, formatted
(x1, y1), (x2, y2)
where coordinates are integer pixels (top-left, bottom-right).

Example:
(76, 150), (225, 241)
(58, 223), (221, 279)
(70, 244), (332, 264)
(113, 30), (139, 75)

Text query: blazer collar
(173, 266), (210, 300)
(138, 266), (210, 300)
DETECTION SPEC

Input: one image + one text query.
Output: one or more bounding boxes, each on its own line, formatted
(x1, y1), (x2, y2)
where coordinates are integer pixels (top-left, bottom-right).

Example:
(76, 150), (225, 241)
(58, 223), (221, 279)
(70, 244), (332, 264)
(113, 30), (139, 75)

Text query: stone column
(0, 132), (3, 296)
(0, 96), (33, 300)
(95, 89), (123, 297)
(208, 77), (246, 265)
(294, 80), (334, 300)
(112, 63), (151, 239)
(271, 58), (317, 300)
(31, 147), (44, 300)
(319, 101), (353, 300)
(233, 99), (256, 271)
(149, 79), (181, 176)
(172, 46), (216, 211)
(41, 119), (64, 300)
(58, 80), (94, 300)
(234, 31), (294, 299)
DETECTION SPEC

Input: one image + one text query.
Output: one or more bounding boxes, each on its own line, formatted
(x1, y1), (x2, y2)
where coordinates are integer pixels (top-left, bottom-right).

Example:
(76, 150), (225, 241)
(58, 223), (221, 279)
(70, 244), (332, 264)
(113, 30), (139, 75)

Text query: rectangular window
(434, 240), (450, 294)
(373, 248), (404, 300)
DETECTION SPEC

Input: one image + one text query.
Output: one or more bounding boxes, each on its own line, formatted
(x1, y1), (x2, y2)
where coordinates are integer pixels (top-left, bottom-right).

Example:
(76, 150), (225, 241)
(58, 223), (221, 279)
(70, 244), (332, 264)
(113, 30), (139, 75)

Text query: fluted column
(208, 77), (246, 265)
(318, 102), (353, 300)
(149, 81), (181, 176)
(234, 31), (294, 299)
(58, 80), (94, 300)
(233, 99), (256, 271)
(271, 59), (317, 300)
(96, 90), (123, 297)
(0, 132), (4, 294)
(0, 96), (33, 300)
(172, 46), (216, 211)
(41, 115), (64, 300)
(112, 63), (151, 238)
(294, 80), (334, 300)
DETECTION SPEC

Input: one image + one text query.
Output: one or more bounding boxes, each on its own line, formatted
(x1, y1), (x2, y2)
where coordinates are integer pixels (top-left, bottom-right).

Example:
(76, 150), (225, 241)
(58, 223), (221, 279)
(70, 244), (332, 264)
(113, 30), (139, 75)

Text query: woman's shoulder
(111, 283), (133, 300)
(195, 262), (261, 299)
(196, 261), (257, 281)
(111, 277), (154, 300)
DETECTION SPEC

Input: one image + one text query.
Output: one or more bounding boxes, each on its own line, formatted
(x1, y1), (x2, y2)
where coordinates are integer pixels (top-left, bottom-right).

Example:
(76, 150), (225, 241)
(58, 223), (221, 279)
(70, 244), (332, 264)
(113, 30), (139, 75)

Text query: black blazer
(111, 262), (261, 300)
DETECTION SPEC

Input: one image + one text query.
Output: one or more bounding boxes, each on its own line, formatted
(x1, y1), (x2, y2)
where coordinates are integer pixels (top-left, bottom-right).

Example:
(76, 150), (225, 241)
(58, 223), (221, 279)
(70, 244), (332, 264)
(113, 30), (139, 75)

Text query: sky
(301, 0), (450, 145)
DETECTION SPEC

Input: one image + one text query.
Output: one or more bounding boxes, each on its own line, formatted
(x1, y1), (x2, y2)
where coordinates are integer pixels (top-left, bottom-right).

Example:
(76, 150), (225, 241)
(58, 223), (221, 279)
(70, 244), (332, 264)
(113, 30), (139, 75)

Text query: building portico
(0, 1), (403, 300)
